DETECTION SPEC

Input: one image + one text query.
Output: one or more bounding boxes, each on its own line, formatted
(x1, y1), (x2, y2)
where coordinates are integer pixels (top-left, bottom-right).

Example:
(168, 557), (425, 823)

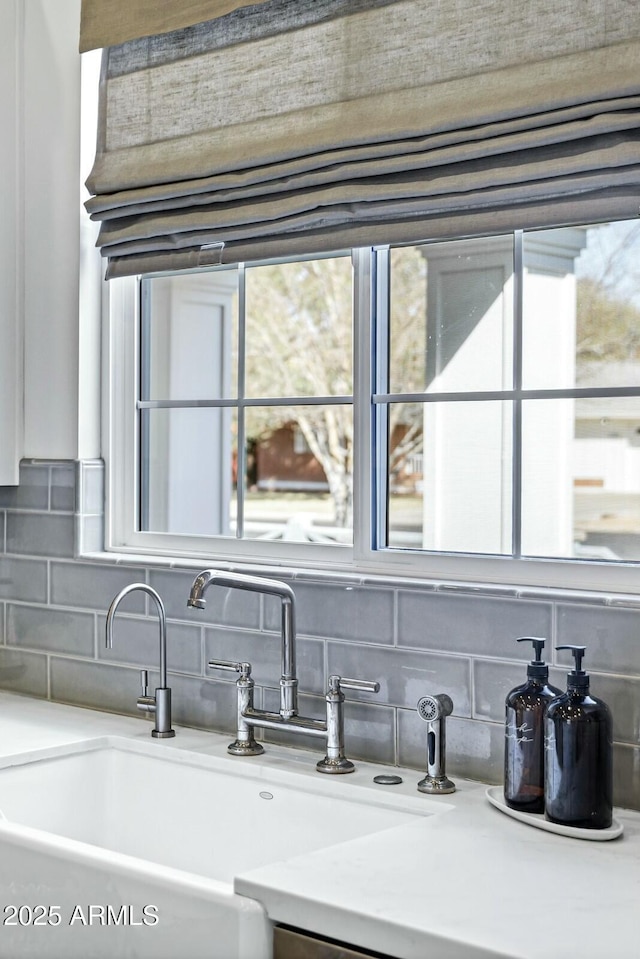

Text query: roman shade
(85, 0), (640, 279)
(79, 0), (270, 53)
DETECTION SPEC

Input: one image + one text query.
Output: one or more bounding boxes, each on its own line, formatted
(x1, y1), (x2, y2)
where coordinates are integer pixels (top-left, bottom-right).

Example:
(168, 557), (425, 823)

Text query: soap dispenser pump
(504, 637), (562, 813)
(545, 645), (613, 829)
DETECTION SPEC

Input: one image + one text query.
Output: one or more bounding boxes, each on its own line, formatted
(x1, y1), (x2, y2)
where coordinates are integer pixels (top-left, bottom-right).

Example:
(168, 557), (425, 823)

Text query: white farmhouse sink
(0, 737), (437, 959)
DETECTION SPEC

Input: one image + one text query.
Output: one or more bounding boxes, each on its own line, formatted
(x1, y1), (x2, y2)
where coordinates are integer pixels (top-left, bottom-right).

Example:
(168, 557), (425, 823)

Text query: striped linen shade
(84, 0), (640, 278)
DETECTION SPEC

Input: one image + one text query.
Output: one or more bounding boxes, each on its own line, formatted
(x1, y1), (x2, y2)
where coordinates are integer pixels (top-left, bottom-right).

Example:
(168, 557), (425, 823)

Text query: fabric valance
(85, 0), (640, 278)
(79, 0), (270, 53)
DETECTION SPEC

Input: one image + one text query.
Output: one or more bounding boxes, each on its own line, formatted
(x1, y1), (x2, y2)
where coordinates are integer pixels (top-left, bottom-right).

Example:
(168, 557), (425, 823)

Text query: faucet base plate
(228, 740), (265, 757)
(316, 756), (355, 775)
(417, 775), (456, 794)
(152, 729), (176, 739)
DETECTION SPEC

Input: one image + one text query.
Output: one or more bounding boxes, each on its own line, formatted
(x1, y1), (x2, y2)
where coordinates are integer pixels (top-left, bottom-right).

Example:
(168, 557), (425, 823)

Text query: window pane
(387, 401), (513, 554)
(522, 397), (640, 561)
(522, 220), (640, 390)
(244, 256), (352, 398)
(389, 237), (514, 394)
(140, 408), (237, 537)
(388, 246), (428, 394)
(142, 269), (239, 401)
(243, 405), (352, 545)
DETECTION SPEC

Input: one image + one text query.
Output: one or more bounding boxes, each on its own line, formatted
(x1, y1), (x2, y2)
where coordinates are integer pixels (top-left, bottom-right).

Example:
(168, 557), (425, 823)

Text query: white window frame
(104, 242), (640, 594)
(105, 253), (366, 571)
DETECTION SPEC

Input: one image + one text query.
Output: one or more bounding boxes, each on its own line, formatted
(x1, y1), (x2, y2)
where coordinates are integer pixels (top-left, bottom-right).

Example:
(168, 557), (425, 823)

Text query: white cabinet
(0, 0), (22, 485)
(0, 0), (86, 482)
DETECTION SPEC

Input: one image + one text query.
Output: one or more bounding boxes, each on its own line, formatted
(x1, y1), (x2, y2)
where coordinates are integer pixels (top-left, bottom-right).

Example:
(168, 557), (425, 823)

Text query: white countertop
(1, 691), (638, 959)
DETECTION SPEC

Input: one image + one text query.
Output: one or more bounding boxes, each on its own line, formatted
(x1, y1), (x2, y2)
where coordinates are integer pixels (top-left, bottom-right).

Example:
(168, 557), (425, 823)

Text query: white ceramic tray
(486, 786), (624, 841)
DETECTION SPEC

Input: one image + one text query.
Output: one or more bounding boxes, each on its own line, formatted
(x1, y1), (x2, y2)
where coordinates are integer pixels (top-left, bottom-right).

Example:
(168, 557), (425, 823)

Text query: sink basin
(0, 736), (436, 958)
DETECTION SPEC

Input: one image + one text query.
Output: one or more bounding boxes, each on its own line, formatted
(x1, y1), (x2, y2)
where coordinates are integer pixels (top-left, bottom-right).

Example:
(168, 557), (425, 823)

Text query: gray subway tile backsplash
(265, 580), (394, 644)
(149, 568), (261, 629)
(204, 625), (325, 695)
(1, 459), (639, 810)
(611, 744), (640, 810)
(97, 613), (203, 675)
(258, 688), (397, 765)
(327, 641), (472, 716)
(50, 464), (76, 512)
(339, 699), (396, 765)
(50, 561), (146, 612)
(473, 659), (565, 724)
(0, 646), (48, 698)
(7, 603), (95, 658)
(446, 717), (505, 784)
(398, 590), (552, 659)
(557, 603), (640, 676)
(0, 556), (48, 603)
(6, 511), (76, 558)
(587, 672), (640, 747)
(166, 671), (244, 733)
(0, 463), (49, 511)
(50, 657), (143, 716)
(473, 659), (522, 723)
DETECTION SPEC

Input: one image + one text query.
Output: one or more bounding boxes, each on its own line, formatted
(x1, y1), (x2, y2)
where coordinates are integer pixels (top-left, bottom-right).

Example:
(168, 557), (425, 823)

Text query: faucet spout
(188, 569), (298, 717)
(107, 583), (168, 688)
(106, 583), (174, 739)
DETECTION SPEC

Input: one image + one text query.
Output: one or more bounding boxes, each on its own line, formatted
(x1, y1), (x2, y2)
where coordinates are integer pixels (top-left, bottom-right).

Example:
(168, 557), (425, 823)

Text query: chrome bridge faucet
(187, 569), (379, 773)
(106, 583), (175, 739)
(188, 569), (298, 719)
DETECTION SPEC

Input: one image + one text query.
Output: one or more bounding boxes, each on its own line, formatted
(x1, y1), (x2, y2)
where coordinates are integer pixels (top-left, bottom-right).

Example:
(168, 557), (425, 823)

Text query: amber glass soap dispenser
(545, 645), (613, 829)
(504, 637), (561, 813)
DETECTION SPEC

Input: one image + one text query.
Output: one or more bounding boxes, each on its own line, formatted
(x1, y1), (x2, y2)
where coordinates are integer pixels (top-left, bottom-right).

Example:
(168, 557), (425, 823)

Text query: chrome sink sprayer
(187, 569), (379, 773)
(417, 693), (455, 794)
(106, 583), (175, 739)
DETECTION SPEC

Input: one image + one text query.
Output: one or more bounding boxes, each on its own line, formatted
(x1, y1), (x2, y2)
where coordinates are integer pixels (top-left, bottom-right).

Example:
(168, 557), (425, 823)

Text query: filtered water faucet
(106, 583), (175, 739)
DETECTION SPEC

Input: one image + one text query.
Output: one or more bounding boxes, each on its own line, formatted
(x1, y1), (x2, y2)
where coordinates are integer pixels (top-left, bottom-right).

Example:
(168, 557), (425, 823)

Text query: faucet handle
(317, 675), (380, 776)
(331, 676), (380, 694)
(137, 669), (156, 712)
(208, 659), (253, 680)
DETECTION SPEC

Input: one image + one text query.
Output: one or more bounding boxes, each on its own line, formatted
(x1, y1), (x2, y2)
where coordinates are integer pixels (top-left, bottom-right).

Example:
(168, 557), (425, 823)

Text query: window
(106, 218), (640, 591)
(137, 255), (353, 547)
